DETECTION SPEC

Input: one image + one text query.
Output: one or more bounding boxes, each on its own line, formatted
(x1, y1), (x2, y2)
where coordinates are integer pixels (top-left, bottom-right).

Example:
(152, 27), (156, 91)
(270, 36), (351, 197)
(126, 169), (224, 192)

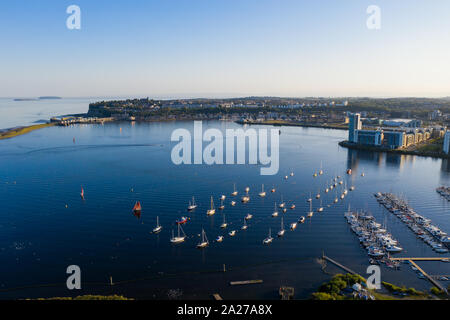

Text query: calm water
(0, 121), (449, 299)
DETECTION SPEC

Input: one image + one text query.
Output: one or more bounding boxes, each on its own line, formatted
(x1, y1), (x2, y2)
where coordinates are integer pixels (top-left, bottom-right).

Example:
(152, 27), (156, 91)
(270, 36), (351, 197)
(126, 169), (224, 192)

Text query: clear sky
(1, 0), (450, 98)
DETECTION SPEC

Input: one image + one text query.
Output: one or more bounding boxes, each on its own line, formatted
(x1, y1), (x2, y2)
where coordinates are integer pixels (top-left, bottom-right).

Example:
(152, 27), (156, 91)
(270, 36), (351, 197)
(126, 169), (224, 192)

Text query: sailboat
(245, 213), (253, 220)
(298, 216), (305, 223)
(241, 189), (250, 203)
(229, 230), (236, 237)
(263, 228), (274, 244)
(307, 200), (314, 218)
(220, 214), (228, 228)
(207, 196), (216, 215)
(316, 190), (321, 199)
(231, 200), (236, 206)
(347, 168), (352, 175)
(319, 161), (323, 175)
(334, 191), (339, 203)
(220, 195), (226, 201)
(241, 218), (248, 230)
(278, 217), (285, 237)
(313, 172), (317, 177)
(272, 203), (279, 217)
(350, 186), (355, 191)
(317, 200), (324, 212)
(285, 175), (289, 180)
(290, 203), (296, 210)
(219, 199), (225, 210)
(231, 183), (238, 196)
(133, 201), (142, 213)
(279, 196), (285, 208)
(258, 184), (266, 197)
(307, 193), (312, 202)
(290, 172), (294, 176)
(245, 186), (250, 193)
(216, 235), (224, 242)
(170, 224), (186, 244)
(271, 186), (276, 193)
(153, 216), (162, 233)
(187, 196), (197, 211)
(290, 222), (297, 230)
(325, 181), (329, 193)
(80, 186), (84, 199)
(196, 228), (209, 248)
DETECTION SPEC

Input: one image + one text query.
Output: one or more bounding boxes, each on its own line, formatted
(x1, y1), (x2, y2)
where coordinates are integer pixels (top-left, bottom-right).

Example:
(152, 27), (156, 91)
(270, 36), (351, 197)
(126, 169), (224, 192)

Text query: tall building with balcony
(348, 113), (362, 143)
(356, 130), (383, 146)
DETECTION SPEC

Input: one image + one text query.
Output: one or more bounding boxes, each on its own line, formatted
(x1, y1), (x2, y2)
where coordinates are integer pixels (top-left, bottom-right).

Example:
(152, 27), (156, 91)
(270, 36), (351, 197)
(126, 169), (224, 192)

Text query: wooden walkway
(395, 259), (448, 295)
(229, 279), (263, 286)
(322, 255), (365, 280)
(390, 257), (448, 261)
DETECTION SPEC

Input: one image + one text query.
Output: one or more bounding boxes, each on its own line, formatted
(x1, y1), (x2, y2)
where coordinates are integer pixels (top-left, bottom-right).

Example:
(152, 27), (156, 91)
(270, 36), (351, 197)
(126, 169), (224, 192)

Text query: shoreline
(235, 120), (349, 130)
(0, 123), (56, 140)
(339, 140), (450, 159)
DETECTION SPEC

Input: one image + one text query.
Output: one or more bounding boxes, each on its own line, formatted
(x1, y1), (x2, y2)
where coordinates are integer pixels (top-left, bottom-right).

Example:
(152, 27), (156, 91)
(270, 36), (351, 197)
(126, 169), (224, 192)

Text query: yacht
(283, 208), (287, 213)
(386, 245), (403, 253)
(277, 217), (285, 237)
(319, 161), (323, 175)
(317, 200), (323, 212)
(361, 172), (365, 177)
(316, 191), (320, 199)
(216, 235), (224, 242)
(272, 203), (279, 217)
(285, 175), (289, 180)
(187, 196), (197, 211)
(347, 169), (352, 175)
(231, 183), (238, 196)
(307, 201), (314, 218)
(241, 190), (250, 203)
(207, 196), (216, 216)
(220, 214), (228, 229)
(229, 230), (236, 237)
(350, 186), (355, 191)
(231, 200), (236, 206)
(245, 186), (250, 193)
(307, 193), (312, 202)
(258, 184), (266, 197)
(298, 216), (305, 224)
(290, 222), (297, 230)
(196, 228), (209, 249)
(271, 186), (276, 193)
(290, 172), (294, 176)
(290, 203), (296, 210)
(152, 216), (162, 233)
(313, 172), (317, 177)
(279, 196), (285, 208)
(220, 195), (226, 201)
(263, 228), (274, 244)
(218, 199), (225, 210)
(170, 224), (186, 244)
(245, 213), (253, 220)
(176, 216), (188, 225)
(241, 219), (248, 230)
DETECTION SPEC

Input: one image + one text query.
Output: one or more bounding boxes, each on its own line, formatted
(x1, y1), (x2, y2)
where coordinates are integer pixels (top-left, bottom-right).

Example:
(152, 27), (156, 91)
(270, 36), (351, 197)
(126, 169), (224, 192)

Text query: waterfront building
(383, 131), (406, 149)
(356, 130), (383, 146)
(348, 113), (362, 143)
(444, 131), (450, 154)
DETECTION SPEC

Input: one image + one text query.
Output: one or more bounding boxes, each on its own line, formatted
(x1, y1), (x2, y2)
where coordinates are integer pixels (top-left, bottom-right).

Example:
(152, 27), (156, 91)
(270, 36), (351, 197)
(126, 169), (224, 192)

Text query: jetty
(229, 280), (263, 286)
(322, 254), (362, 278)
(212, 293), (223, 300)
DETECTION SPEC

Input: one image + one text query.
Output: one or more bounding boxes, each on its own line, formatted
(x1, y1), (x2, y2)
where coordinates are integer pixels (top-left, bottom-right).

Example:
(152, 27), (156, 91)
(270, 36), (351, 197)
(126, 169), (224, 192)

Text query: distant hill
(38, 96), (62, 100)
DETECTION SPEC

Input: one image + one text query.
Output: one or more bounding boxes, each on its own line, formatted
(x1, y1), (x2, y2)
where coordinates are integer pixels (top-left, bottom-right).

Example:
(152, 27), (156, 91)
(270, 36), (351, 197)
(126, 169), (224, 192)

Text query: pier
(229, 280), (263, 286)
(322, 254), (364, 279)
(390, 257), (448, 295)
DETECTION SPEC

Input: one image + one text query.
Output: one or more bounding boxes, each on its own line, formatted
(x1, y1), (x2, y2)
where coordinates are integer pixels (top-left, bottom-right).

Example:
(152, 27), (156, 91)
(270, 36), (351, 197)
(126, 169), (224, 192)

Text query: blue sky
(1, 0), (450, 98)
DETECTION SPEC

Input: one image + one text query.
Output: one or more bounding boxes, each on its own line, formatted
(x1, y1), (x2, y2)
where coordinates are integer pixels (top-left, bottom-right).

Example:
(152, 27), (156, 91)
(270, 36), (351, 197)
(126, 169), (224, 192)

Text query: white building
(444, 131), (450, 154)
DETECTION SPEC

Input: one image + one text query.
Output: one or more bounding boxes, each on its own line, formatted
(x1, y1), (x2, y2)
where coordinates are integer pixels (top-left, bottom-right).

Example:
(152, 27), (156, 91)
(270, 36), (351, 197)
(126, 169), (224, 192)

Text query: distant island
(13, 96), (61, 101)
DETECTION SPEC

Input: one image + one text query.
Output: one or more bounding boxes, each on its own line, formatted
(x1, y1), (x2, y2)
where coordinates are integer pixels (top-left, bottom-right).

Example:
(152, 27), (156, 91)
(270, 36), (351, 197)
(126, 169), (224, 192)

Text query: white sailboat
(279, 195), (285, 208)
(263, 228), (273, 244)
(245, 213), (253, 220)
(230, 200), (236, 206)
(196, 228), (209, 248)
(216, 235), (224, 242)
(220, 213), (228, 229)
(272, 203), (279, 217)
(207, 196), (216, 215)
(187, 196), (197, 211)
(220, 194), (226, 201)
(317, 200), (323, 212)
(316, 189), (321, 199)
(319, 161), (323, 175)
(170, 224), (186, 244)
(219, 199), (225, 210)
(271, 186), (276, 193)
(229, 230), (236, 237)
(241, 189), (250, 203)
(290, 222), (297, 230)
(241, 218), (248, 230)
(307, 192), (312, 202)
(231, 183), (238, 196)
(245, 186), (250, 193)
(298, 216), (305, 223)
(307, 200), (314, 218)
(277, 217), (285, 237)
(258, 184), (266, 197)
(153, 216), (162, 233)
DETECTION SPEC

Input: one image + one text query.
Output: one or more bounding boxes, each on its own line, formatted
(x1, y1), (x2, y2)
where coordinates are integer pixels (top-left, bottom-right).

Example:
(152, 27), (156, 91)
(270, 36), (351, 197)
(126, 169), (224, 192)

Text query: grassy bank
(0, 123), (55, 140)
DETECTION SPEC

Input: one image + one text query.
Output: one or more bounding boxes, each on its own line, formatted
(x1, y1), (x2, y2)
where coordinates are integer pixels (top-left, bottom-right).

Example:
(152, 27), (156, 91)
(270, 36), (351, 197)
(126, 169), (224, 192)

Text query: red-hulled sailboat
(133, 201), (142, 212)
(80, 186), (84, 199)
